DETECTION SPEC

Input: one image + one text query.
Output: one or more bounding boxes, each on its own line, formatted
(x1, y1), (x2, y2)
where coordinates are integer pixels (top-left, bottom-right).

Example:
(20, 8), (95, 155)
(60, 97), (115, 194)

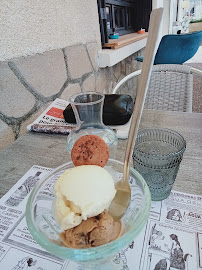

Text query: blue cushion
(154, 31), (202, 64)
(136, 56), (144, 62)
(136, 31), (202, 65)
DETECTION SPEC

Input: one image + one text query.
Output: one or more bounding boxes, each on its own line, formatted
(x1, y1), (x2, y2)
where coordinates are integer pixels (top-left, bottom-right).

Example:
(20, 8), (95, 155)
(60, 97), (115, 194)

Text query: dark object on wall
(63, 94), (134, 126)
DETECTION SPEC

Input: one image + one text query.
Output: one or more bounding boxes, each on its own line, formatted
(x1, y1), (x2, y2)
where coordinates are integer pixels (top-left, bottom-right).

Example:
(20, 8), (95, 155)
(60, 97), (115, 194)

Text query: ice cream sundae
(54, 135), (122, 248)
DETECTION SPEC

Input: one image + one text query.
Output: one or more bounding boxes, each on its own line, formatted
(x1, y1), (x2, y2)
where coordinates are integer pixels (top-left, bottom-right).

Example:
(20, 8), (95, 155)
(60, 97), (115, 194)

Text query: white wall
(0, 0), (101, 61)
(153, 0), (170, 35)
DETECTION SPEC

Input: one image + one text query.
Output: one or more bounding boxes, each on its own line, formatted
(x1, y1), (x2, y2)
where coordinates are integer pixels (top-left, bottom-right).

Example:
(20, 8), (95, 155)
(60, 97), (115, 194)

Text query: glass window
(106, 5), (111, 30)
(97, 0), (152, 46)
(114, 6), (125, 29)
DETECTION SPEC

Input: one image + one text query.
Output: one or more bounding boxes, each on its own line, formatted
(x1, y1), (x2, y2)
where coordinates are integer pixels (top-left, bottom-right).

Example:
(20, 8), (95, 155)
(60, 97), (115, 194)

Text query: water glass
(132, 128), (186, 201)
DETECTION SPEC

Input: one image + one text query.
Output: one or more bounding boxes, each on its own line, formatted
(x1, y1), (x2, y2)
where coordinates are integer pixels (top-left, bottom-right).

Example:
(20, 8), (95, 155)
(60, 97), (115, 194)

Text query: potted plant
(189, 18), (202, 32)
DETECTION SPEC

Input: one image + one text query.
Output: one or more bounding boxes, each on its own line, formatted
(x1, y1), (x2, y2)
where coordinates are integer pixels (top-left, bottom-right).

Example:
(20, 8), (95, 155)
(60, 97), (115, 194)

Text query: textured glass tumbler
(132, 128), (186, 201)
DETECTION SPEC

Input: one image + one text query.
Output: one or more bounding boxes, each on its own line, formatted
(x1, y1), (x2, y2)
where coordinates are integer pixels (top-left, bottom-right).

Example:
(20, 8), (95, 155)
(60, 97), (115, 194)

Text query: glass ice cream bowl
(26, 159), (151, 270)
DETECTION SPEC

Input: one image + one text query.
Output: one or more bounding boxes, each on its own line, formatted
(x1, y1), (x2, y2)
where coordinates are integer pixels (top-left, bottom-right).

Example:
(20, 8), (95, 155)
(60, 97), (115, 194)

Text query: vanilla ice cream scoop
(54, 165), (116, 230)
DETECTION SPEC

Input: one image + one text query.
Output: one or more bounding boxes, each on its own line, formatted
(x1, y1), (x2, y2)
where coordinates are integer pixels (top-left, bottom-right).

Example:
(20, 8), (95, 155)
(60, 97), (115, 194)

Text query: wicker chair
(112, 64), (202, 113)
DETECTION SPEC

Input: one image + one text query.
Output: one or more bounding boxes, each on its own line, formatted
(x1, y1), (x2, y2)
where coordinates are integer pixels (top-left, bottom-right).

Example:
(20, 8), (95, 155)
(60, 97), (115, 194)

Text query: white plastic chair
(113, 64), (202, 112)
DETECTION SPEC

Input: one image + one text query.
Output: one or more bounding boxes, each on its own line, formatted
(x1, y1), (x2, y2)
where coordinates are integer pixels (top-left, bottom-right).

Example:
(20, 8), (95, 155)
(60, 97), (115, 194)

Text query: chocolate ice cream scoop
(60, 210), (122, 248)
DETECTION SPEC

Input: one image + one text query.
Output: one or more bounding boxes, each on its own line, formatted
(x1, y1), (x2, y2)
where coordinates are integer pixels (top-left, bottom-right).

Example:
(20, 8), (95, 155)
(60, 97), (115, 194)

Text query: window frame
(97, 0), (152, 46)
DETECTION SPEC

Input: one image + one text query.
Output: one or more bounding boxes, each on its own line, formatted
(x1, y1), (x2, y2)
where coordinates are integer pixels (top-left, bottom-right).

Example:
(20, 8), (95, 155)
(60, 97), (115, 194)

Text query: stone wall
(0, 1), (101, 61)
(0, 42), (143, 151)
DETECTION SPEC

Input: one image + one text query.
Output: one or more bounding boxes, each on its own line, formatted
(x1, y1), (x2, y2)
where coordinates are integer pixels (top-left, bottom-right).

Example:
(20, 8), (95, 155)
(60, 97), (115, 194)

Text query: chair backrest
(154, 31), (202, 64)
(144, 64), (193, 112)
(113, 64), (194, 112)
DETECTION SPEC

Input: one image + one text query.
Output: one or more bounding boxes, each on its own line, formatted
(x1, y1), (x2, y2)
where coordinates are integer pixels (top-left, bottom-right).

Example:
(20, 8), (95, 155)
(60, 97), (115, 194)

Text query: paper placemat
(0, 166), (201, 269)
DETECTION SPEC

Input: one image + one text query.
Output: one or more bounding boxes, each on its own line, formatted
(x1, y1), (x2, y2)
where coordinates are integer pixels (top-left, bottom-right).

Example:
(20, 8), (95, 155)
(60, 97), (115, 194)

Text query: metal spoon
(108, 8), (163, 221)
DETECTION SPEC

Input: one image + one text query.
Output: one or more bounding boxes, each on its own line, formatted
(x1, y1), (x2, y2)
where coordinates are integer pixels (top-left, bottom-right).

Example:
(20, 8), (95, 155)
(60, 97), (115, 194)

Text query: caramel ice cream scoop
(60, 210), (122, 248)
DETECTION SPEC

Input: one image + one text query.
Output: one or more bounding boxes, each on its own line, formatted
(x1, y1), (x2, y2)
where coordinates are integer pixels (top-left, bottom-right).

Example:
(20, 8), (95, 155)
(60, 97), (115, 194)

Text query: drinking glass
(26, 159), (151, 270)
(66, 92), (118, 159)
(132, 128), (186, 201)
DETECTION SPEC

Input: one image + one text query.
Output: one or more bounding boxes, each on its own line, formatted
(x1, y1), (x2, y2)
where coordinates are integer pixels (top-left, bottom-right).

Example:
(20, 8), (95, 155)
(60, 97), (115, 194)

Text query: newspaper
(27, 98), (131, 139)
(0, 166), (201, 270)
(27, 99), (76, 135)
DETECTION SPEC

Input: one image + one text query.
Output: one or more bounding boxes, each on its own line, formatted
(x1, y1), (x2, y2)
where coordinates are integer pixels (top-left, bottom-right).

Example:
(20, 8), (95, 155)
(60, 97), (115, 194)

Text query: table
(0, 110), (201, 199)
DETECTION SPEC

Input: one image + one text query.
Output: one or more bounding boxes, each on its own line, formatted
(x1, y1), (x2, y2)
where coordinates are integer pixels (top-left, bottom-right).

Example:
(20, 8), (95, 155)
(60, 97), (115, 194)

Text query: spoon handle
(123, 8), (163, 183)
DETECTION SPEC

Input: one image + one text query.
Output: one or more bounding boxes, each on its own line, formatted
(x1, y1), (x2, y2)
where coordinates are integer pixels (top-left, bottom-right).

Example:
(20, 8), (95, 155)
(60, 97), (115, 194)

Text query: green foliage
(190, 18), (202, 24)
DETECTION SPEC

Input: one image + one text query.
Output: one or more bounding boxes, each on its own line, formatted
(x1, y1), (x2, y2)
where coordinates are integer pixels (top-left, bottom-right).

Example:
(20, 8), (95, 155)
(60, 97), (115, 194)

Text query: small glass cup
(66, 92), (118, 160)
(132, 128), (186, 201)
(26, 159), (151, 270)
